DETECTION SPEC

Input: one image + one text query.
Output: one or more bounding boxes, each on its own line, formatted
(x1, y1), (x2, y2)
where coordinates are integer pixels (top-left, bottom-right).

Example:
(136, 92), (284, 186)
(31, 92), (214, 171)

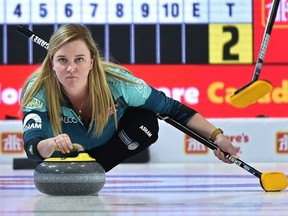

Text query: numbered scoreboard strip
(0, 0), (253, 64)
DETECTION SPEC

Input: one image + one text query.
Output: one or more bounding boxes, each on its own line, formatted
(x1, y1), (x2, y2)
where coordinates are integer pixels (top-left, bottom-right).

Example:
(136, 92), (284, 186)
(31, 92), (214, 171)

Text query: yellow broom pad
(261, 172), (288, 192)
(230, 80), (273, 108)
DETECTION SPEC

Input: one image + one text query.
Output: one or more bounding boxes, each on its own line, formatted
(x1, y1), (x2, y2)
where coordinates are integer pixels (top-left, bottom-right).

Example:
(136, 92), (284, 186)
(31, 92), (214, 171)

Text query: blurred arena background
(0, 0), (288, 165)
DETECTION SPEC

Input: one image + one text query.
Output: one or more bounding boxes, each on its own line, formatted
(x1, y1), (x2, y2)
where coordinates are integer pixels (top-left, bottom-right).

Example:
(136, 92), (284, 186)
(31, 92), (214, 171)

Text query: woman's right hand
(51, 133), (73, 154)
(37, 133), (73, 158)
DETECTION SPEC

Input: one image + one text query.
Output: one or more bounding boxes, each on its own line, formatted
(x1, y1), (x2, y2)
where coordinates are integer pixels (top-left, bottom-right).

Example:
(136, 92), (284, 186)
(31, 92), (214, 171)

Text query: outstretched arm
(186, 113), (239, 163)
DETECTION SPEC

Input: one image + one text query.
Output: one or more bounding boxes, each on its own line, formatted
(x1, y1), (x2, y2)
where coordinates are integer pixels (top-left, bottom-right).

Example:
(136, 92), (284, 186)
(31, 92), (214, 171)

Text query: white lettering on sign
(186, 137), (207, 153)
(267, 0), (288, 23)
(0, 85), (22, 105)
(278, 134), (288, 151)
(157, 86), (200, 105)
(3, 134), (22, 152)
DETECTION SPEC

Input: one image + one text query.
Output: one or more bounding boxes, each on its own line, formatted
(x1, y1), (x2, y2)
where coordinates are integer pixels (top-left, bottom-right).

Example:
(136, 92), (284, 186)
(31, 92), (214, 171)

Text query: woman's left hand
(213, 133), (239, 164)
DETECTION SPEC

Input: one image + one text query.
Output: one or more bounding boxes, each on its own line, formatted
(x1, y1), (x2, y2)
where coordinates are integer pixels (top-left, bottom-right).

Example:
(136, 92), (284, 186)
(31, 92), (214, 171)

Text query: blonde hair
(21, 24), (134, 136)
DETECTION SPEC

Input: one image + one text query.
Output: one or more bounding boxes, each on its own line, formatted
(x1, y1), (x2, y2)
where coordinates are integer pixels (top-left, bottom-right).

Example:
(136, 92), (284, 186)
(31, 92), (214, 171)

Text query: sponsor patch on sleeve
(25, 97), (43, 109)
(23, 113), (42, 131)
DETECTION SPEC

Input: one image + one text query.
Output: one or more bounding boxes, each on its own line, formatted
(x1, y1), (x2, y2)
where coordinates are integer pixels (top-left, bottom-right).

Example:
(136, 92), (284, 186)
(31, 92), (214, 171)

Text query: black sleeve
(22, 111), (50, 161)
(24, 137), (45, 161)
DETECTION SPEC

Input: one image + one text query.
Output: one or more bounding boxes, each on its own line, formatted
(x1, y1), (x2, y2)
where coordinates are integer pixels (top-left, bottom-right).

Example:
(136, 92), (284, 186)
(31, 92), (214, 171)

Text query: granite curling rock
(34, 144), (105, 196)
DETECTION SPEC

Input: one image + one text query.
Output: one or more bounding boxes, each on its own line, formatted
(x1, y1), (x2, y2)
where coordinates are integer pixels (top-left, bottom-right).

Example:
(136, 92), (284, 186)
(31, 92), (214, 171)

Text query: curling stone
(34, 144), (105, 196)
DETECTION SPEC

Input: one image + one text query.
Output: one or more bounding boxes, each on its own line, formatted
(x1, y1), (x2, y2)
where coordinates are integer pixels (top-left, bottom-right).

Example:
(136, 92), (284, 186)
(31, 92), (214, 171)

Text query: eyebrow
(55, 54), (86, 58)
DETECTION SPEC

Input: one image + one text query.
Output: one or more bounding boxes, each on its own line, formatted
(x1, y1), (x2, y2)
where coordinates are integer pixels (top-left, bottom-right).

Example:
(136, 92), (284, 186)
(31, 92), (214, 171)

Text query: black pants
(87, 107), (159, 172)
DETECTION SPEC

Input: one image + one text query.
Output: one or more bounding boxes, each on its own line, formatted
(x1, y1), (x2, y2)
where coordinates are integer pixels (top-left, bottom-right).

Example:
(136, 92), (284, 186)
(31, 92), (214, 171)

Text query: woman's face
(52, 39), (93, 95)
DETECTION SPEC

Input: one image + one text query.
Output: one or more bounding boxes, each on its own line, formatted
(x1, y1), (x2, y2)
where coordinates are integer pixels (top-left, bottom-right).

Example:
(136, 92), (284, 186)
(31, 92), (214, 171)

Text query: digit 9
(141, 3), (149, 18)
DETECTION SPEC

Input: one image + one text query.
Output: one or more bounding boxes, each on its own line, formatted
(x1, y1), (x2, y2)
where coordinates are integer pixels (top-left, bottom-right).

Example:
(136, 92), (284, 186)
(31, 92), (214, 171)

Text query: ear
(89, 57), (94, 70)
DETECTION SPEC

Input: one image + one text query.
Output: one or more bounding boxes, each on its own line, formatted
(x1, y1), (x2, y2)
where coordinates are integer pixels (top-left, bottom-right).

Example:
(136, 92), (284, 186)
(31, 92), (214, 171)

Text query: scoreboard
(0, 0), (274, 65)
(0, 0), (287, 65)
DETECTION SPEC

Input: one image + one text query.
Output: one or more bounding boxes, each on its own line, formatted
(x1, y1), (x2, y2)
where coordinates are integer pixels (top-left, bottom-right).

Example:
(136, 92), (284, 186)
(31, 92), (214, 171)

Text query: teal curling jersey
(22, 66), (196, 157)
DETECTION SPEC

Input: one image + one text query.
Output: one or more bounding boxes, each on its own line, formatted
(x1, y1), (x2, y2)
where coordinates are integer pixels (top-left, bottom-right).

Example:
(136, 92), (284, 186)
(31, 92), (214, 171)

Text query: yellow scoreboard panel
(209, 24), (253, 64)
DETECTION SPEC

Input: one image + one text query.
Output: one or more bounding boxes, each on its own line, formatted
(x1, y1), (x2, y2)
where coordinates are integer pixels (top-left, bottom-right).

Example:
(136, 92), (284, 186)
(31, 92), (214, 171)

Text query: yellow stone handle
(51, 143), (85, 152)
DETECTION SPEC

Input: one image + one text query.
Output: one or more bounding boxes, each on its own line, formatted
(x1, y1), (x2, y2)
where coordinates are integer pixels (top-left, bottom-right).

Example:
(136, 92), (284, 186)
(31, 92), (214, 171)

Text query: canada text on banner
(0, 64), (287, 119)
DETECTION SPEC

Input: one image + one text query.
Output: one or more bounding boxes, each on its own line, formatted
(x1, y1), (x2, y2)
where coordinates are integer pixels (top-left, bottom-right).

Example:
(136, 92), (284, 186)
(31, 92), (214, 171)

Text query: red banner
(0, 64), (287, 119)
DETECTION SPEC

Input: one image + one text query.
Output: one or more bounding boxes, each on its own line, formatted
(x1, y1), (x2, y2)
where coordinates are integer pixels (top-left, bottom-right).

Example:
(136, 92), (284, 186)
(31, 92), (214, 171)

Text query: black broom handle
(156, 113), (262, 179)
(252, 0), (280, 81)
(17, 25), (49, 50)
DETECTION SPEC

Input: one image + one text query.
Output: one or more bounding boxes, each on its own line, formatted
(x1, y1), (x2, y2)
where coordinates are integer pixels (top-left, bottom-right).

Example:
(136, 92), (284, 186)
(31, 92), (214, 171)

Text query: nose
(66, 62), (76, 73)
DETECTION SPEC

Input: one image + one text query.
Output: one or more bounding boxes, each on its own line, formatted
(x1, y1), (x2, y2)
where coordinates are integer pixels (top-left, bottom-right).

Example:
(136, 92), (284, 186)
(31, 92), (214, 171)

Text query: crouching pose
(21, 24), (238, 172)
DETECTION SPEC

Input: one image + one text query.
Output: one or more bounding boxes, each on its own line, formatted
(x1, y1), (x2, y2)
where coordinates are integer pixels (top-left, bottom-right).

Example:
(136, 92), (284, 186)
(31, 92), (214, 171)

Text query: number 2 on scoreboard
(209, 24), (253, 64)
